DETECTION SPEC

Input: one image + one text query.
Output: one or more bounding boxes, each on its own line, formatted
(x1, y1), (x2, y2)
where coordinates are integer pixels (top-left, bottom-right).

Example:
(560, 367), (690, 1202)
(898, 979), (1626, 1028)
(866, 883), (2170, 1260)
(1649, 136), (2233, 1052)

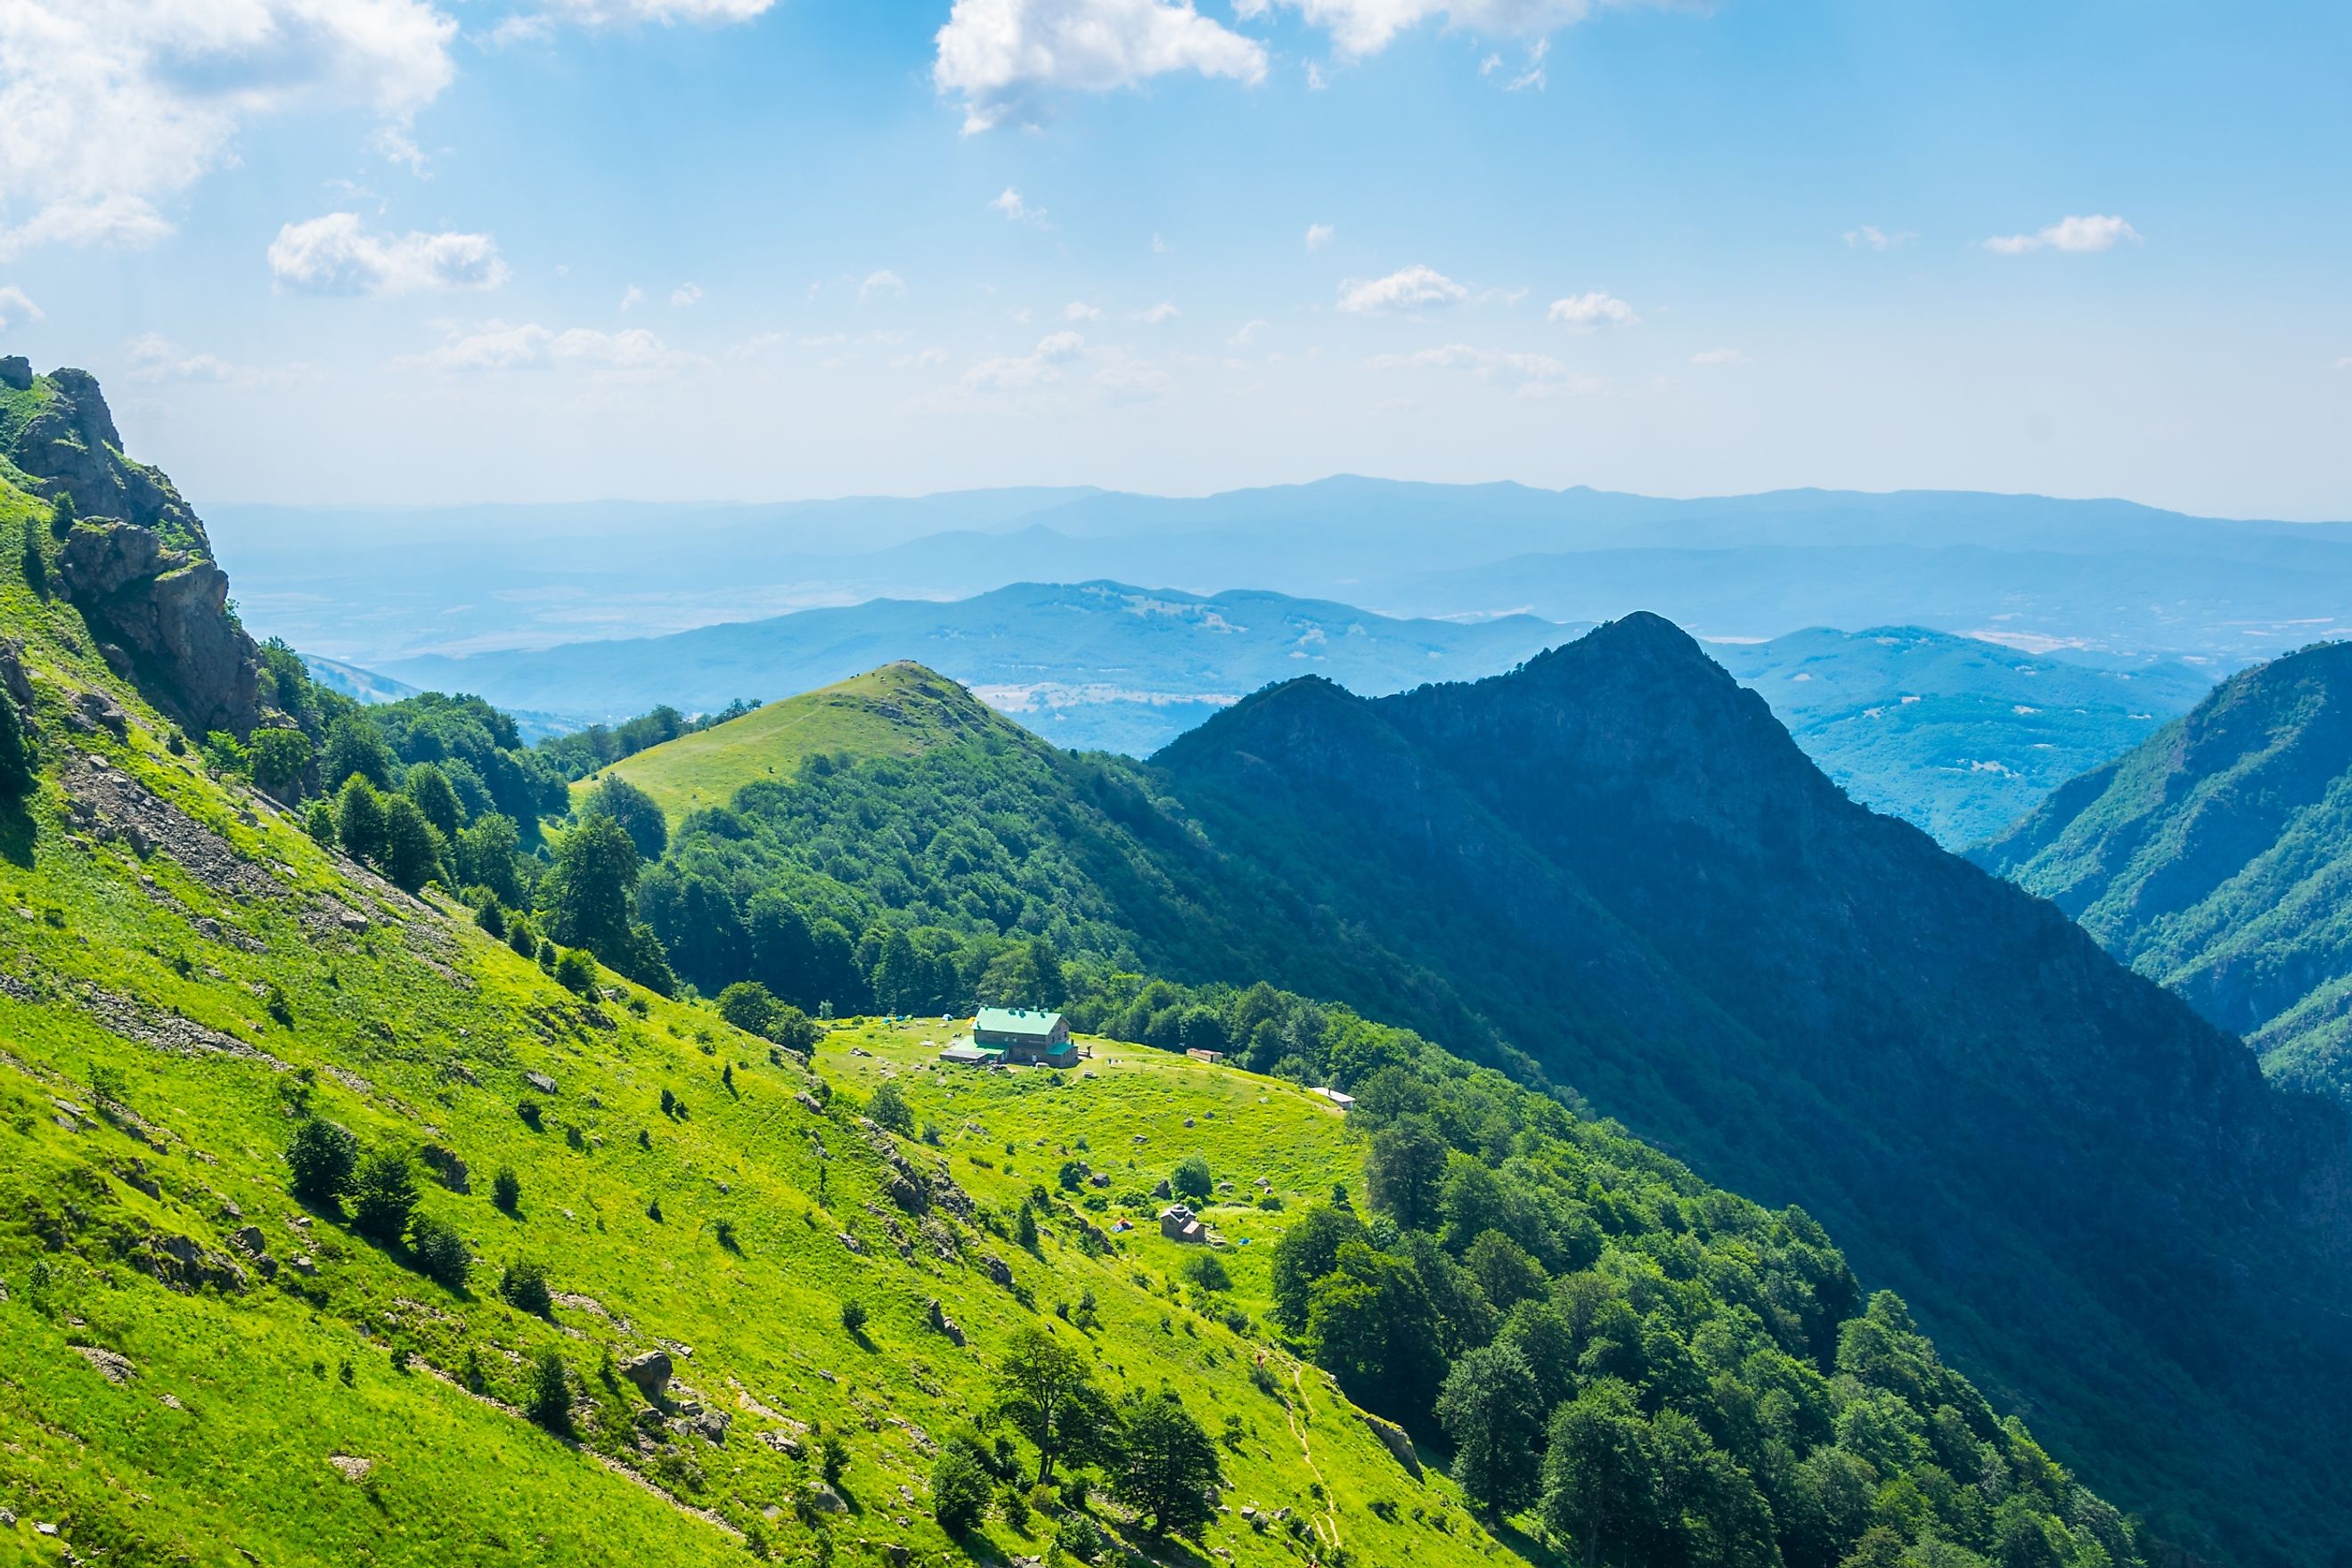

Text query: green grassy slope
(0, 534), (1515, 1567)
(578, 664), (1008, 824)
(1974, 638), (2352, 1099)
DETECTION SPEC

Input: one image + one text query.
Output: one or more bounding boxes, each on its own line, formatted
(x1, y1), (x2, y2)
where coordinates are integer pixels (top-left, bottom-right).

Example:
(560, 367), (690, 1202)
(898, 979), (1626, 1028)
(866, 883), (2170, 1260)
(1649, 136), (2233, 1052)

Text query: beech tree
(989, 1323), (1111, 1484)
(1435, 1343), (1548, 1519)
(1108, 1390), (1221, 1539)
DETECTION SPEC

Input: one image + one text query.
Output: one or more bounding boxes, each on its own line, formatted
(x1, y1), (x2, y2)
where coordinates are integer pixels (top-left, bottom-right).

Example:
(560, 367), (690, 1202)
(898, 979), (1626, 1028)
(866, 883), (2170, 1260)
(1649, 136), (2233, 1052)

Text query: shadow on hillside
(0, 804), (31, 870)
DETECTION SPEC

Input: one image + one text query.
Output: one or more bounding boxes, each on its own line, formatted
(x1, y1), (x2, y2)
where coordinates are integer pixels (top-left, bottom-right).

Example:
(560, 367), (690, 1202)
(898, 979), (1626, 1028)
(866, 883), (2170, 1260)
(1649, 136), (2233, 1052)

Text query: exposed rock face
(619, 1349), (674, 1401)
(4, 366), (259, 737)
(1359, 1411), (1422, 1479)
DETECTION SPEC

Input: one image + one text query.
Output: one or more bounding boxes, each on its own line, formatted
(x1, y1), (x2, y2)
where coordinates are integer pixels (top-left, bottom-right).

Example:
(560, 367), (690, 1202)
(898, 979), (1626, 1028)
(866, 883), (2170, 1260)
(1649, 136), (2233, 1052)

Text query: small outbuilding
(1159, 1204), (1207, 1245)
(1313, 1086), (1357, 1113)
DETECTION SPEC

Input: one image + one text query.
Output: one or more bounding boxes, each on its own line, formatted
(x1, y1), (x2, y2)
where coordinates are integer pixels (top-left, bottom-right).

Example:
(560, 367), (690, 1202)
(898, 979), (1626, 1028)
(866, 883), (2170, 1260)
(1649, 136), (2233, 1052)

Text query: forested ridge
(1976, 637), (2352, 1103)
(565, 633), (2352, 1566)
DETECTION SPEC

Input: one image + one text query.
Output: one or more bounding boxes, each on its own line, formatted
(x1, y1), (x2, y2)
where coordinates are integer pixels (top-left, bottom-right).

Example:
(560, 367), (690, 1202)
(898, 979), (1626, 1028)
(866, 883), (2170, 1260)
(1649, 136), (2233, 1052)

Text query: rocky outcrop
(4, 365), (260, 737)
(56, 521), (257, 737)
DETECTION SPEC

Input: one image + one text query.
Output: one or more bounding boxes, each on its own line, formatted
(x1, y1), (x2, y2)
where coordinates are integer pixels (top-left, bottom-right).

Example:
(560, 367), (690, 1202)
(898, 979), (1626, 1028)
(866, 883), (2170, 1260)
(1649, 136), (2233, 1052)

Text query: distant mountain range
(213, 477), (2352, 667)
(1978, 639), (2352, 1101)
(375, 581), (1587, 757)
(361, 585), (2217, 847)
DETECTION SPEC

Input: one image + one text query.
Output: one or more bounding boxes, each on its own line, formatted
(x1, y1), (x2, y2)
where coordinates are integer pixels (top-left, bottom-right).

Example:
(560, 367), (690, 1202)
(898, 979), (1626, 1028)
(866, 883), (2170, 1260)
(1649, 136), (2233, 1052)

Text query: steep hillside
(584, 663), (1006, 822)
(1710, 626), (2211, 846)
(625, 616), (2352, 1564)
(0, 380), (1519, 1568)
(1152, 619), (2352, 1564)
(1976, 639), (2352, 1099)
(4, 367), (2156, 1568)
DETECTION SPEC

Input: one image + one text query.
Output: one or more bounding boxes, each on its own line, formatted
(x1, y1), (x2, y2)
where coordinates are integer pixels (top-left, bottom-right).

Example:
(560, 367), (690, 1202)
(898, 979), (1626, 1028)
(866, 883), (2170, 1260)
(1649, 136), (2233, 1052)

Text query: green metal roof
(975, 1007), (1065, 1039)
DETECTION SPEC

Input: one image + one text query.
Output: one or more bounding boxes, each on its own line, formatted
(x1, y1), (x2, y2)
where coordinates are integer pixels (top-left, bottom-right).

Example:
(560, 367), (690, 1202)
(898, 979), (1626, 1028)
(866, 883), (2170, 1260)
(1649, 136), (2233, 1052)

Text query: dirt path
(1285, 1360), (1341, 1552)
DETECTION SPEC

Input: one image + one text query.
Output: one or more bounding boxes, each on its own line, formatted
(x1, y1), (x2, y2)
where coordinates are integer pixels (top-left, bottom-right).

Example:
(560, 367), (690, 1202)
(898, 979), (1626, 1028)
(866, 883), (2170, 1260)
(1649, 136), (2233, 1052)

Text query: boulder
(1360, 1410), (1424, 1479)
(619, 1349), (674, 1401)
(978, 1253), (1015, 1287)
(805, 1482), (848, 1515)
(70, 1345), (135, 1384)
(524, 1072), (557, 1095)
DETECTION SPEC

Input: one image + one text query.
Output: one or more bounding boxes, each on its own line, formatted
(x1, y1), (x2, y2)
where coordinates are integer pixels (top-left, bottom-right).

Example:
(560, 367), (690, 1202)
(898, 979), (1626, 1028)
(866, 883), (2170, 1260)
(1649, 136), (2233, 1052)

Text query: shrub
(516, 1098), (544, 1131)
(840, 1298), (869, 1335)
(286, 1119), (358, 1206)
(1053, 1510), (1107, 1563)
(818, 1432), (850, 1486)
(552, 947), (600, 996)
(350, 1147), (421, 1241)
(931, 1446), (992, 1533)
(1172, 1152), (1213, 1203)
(492, 1166), (521, 1212)
(1000, 1483), (1032, 1533)
(474, 899), (507, 938)
(407, 1213), (472, 1290)
(1181, 1251), (1232, 1292)
(524, 1349), (571, 1433)
(501, 1259), (554, 1317)
(868, 1078), (914, 1135)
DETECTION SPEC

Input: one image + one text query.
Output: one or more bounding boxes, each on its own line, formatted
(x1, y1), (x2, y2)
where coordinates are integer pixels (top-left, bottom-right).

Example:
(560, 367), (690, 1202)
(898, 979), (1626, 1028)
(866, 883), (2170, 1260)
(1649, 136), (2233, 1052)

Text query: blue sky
(0, 0), (2346, 517)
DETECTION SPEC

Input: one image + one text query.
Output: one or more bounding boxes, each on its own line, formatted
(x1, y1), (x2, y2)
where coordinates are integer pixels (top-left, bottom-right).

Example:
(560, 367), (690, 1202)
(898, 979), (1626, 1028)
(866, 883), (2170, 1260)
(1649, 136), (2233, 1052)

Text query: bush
(501, 1259), (554, 1317)
(492, 1166), (521, 1212)
(931, 1446), (992, 1533)
(1172, 1152), (1213, 1203)
(1182, 1251), (1232, 1292)
(286, 1119), (358, 1206)
(818, 1432), (850, 1486)
(524, 1349), (571, 1433)
(868, 1078), (914, 1135)
(1000, 1482), (1032, 1533)
(840, 1298), (869, 1335)
(1053, 1510), (1107, 1564)
(408, 1213), (472, 1290)
(552, 947), (600, 996)
(351, 1150), (418, 1243)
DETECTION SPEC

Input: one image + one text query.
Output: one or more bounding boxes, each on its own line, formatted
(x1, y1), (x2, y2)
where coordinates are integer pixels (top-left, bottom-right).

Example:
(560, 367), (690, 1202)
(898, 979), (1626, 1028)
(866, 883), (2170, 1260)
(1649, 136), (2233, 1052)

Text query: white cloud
(990, 187), (1049, 225)
(934, 0), (1268, 134)
(399, 321), (696, 376)
(1364, 341), (1599, 396)
(0, 286), (43, 330)
(857, 270), (907, 304)
(619, 284), (646, 312)
(1689, 347), (1746, 366)
(1237, 0), (1664, 61)
(1486, 36), (1547, 91)
(670, 282), (702, 306)
(1151, 232), (1170, 254)
(963, 329), (1089, 393)
(892, 346), (951, 370)
(1337, 265), (1466, 315)
(1091, 349), (1170, 403)
(1129, 300), (1180, 323)
(124, 332), (300, 389)
(369, 125), (430, 176)
(1064, 300), (1102, 321)
(0, 0), (459, 260)
(1843, 224), (1916, 251)
(267, 213), (506, 297)
(1305, 61), (1328, 90)
(1547, 290), (1637, 327)
(1305, 223), (1335, 250)
(536, 0), (776, 20)
(1984, 215), (2142, 256)
(1227, 319), (1271, 347)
